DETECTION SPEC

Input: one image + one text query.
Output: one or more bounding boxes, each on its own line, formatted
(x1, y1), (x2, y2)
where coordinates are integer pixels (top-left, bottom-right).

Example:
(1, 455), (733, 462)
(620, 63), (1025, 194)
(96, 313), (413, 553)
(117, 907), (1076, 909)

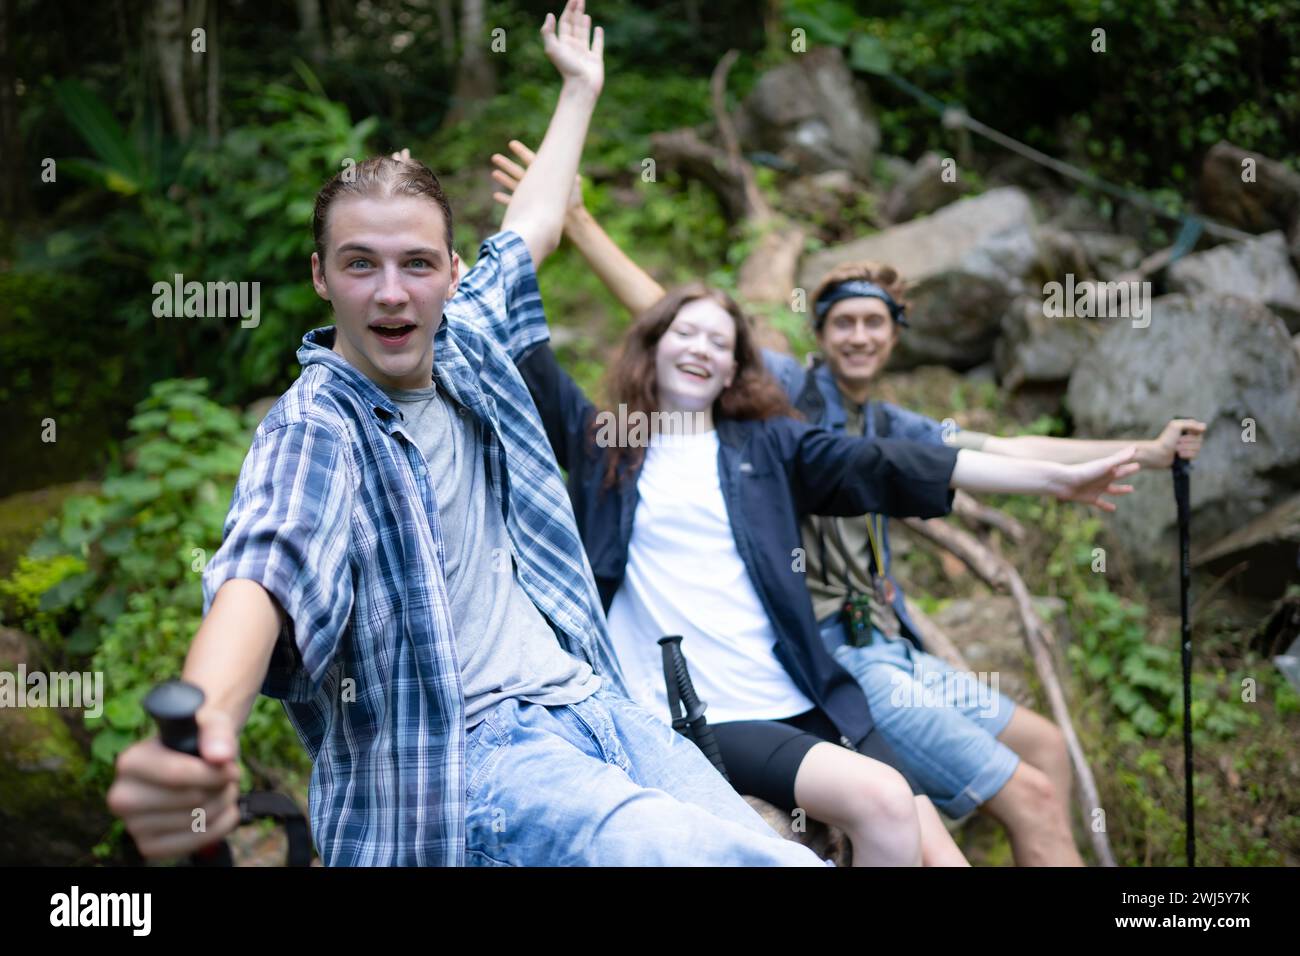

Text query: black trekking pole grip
(658, 636), (730, 782)
(142, 680), (233, 866)
(1172, 426), (1194, 867)
(144, 680), (205, 757)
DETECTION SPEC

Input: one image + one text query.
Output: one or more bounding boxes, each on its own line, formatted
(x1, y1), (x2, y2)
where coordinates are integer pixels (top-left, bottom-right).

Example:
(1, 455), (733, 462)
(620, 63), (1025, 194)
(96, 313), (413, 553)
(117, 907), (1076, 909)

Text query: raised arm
(497, 0), (605, 268)
(492, 142), (667, 316)
(951, 418), (1206, 469)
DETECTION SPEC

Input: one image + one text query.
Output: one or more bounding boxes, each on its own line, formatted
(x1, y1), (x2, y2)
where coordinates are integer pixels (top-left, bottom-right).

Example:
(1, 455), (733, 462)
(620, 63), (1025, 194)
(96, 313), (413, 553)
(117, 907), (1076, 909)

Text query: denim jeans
(820, 615), (1021, 818)
(464, 686), (827, 866)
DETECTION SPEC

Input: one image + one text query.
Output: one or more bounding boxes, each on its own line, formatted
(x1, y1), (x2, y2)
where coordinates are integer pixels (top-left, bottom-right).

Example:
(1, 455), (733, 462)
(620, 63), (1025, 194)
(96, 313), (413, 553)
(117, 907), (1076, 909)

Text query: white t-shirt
(606, 428), (816, 724)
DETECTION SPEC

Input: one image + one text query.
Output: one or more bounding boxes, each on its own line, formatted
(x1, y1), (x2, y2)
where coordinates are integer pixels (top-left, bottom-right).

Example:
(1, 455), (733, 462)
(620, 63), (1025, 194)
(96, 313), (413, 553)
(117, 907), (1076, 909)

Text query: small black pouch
(842, 590), (873, 647)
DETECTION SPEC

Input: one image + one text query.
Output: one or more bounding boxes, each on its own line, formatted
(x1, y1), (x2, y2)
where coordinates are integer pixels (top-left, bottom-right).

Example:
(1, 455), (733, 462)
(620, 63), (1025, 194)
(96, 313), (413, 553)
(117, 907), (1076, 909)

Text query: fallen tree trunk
(649, 50), (805, 313)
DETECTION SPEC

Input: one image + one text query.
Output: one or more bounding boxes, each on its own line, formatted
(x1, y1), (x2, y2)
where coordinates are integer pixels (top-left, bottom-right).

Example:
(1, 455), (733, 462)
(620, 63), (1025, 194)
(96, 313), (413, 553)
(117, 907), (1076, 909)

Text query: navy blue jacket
(517, 342), (959, 749)
(763, 349), (953, 651)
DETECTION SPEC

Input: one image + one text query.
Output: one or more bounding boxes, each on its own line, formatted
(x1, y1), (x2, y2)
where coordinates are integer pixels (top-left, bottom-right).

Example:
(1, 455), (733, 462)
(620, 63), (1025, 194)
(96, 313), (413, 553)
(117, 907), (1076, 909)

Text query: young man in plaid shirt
(108, 1), (824, 867)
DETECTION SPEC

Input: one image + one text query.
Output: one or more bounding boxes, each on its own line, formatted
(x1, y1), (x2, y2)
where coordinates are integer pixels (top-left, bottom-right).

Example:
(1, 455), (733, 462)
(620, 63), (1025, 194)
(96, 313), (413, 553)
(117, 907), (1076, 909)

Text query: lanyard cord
(864, 512), (886, 583)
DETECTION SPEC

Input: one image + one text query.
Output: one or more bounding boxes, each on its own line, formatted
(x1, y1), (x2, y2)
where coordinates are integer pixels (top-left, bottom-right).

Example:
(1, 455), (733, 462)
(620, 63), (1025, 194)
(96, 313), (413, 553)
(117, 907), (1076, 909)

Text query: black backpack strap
(869, 399), (891, 439)
(793, 355), (827, 423)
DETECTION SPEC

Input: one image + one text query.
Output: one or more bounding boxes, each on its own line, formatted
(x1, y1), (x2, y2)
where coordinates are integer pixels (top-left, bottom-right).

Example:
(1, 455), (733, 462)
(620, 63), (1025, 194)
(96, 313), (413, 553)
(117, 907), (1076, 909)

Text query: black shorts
(710, 709), (916, 812)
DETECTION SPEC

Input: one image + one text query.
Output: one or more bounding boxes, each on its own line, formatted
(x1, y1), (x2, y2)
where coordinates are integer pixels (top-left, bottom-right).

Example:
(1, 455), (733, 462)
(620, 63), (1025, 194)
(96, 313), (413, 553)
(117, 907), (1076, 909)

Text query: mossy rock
(0, 627), (110, 864)
(0, 481), (98, 579)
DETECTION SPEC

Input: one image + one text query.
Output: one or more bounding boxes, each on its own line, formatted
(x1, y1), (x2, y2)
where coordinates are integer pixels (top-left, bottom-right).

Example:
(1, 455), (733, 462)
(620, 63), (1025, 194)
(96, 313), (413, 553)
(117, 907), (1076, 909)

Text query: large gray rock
(995, 295), (1104, 391)
(737, 47), (878, 179)
(799, 188), (1043, 368)
(1198, 141), (1300, 240)
(1067, 294), (1300, 575)
(1167, 231), (1300, 332)
(883, 151), (968, 224)
(1071, 231), (1144, 281)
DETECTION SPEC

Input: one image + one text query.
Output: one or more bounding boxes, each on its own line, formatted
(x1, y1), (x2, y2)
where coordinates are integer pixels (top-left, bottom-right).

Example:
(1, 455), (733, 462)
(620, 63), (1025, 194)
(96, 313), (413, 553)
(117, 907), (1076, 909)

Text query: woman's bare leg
(791, 742), (922, 866)
(915, 795), (970, 866)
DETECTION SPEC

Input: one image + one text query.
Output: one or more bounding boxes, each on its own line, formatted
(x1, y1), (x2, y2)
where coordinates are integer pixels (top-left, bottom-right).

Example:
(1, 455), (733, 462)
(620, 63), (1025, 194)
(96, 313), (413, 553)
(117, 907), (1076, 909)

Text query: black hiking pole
(142, 680), (314, 867)
(143, 680), (234, 866)
(658, 636), (730, 781)
(1172, 444), (1195, 867)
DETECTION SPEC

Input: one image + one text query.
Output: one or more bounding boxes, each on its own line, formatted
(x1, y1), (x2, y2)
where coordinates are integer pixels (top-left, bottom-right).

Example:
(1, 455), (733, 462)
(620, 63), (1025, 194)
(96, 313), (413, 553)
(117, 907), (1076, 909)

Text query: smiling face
(310, 193), (459, 390)
(653, 297), (738, 416)
(817, 296), (900, 393)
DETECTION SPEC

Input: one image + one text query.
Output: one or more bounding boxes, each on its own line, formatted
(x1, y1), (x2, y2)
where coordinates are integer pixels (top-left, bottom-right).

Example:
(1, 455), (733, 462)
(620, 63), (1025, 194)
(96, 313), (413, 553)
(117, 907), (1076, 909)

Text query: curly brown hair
(598, 283), (794, 489)
(810, 260), (909, 333)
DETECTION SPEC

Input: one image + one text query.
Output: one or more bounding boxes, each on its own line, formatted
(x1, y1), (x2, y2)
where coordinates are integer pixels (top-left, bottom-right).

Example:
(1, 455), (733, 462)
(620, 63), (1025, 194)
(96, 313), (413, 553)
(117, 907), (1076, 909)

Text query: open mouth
(370, 321), (417, 346)
(678, 363), (711, 380)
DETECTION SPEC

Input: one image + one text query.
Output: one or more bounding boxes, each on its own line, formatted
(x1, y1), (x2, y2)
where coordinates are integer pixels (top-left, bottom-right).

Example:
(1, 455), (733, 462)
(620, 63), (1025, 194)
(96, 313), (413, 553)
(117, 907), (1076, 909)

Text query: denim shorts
(820, 614), (1021, 818)
(462, 686), (828, 866)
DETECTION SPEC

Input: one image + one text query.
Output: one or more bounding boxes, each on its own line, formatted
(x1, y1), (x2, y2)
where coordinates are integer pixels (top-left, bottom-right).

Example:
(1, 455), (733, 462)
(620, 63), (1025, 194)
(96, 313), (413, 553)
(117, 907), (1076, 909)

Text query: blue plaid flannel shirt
(202, 231), (626, 866)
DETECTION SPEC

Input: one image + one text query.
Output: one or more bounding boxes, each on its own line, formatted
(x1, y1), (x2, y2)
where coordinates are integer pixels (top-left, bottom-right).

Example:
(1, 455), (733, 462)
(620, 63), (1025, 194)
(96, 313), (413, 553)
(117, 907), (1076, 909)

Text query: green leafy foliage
(40, 67), (374, 406)
(0, 272), (133, 495)
(782, 0), (1300, 188)
(6, 379), (308, 796)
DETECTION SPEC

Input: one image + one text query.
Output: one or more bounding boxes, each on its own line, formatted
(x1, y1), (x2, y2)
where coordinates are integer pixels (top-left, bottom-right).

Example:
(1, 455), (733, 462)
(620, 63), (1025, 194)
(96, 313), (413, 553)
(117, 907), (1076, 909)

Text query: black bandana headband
(813, 279), (909, 328)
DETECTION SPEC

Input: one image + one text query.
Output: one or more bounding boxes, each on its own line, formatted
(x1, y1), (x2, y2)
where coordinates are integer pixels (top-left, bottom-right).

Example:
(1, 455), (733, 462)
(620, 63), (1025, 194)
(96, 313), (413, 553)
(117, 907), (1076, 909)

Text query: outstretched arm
(789, 422), (1138, 520)
(492, 140), (667, 316)
(951, 445), (1140, 512)
(498, 0), (605, 268)
(951, 418), (1206, 469)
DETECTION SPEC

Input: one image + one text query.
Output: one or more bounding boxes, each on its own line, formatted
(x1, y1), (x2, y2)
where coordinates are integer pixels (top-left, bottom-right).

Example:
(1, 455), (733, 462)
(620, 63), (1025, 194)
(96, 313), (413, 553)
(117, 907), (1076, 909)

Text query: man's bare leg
(997, 707), (1075, 820)
(980, 709), (1082, 865)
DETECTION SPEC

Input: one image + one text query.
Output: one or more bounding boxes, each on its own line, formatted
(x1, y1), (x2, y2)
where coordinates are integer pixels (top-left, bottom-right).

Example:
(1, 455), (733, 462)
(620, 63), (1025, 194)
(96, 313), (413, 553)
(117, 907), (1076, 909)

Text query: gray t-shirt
(383, 381), (599, 728)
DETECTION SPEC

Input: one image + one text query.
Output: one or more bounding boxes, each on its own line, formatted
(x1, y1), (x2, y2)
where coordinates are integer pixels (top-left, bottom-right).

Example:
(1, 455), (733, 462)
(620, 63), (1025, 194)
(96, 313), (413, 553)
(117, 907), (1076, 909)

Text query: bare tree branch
(951, 490), (1028, 544)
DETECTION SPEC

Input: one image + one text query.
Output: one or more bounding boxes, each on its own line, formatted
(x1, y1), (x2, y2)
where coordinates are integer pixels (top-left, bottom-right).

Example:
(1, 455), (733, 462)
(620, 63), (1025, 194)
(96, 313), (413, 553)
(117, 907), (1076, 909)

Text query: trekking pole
(658, 636), (730, 781)
(142, 680), (234, 866)
(1172, 443), (1194, 867)
(141, 679), (315, 867)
